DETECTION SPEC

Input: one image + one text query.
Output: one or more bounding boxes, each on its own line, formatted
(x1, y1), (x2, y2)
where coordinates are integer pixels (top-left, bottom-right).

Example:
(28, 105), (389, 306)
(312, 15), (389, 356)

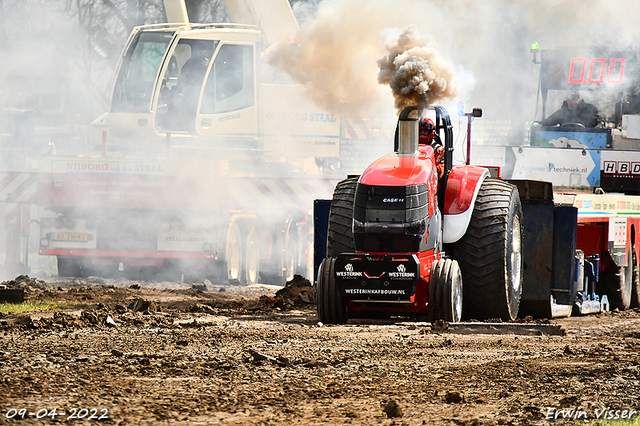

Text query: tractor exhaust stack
(397, 106), (419, 156)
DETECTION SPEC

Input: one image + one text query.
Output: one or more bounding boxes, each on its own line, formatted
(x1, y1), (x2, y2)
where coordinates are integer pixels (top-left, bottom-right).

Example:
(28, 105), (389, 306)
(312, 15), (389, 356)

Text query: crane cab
(92, 24), (261, 157)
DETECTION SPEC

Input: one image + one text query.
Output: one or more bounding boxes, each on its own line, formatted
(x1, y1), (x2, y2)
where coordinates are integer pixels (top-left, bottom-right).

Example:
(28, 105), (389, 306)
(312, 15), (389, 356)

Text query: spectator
(537, 92), (601, 127)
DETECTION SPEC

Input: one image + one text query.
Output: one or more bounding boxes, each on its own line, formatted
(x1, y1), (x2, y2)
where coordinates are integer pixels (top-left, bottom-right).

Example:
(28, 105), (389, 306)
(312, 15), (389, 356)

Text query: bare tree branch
(102, 0), (134, 32)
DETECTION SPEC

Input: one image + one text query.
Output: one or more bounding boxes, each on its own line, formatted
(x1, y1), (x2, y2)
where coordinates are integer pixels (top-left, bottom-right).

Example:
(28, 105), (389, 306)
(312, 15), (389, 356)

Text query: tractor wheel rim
(511, 215), (522, 294)
(452, 267), (463, 322)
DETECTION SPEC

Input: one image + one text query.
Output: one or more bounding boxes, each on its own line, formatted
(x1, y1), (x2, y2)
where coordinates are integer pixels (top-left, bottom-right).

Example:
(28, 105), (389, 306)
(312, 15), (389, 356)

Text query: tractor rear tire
(327, 176), (358, 258)
(316, 257), (348, 324)
(450, 178), (523, 321)
(601, 243), (633, 310)
(429, 258), (463, 322)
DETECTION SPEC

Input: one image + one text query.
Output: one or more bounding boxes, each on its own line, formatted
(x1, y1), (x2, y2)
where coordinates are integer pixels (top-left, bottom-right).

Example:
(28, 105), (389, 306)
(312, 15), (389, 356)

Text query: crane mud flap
(334, 254), (419, 301)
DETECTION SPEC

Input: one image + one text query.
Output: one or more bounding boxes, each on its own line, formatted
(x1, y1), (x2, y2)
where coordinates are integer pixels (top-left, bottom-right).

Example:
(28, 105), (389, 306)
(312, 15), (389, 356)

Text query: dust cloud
(268, 0), (450, 116)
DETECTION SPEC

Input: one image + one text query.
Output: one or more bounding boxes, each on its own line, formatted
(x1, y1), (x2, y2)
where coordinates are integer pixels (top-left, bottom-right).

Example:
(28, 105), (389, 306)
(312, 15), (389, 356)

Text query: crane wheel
(244, 226), (260, 286)
(449, 178), (523, 321)
(283, 220), (299, 283)
(316, 257), (348, 324)
(226, 222), (243, 285)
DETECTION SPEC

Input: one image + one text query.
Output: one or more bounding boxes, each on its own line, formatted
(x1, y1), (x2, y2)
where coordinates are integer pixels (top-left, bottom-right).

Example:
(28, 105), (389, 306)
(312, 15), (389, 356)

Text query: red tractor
(316, 106), (523, 324)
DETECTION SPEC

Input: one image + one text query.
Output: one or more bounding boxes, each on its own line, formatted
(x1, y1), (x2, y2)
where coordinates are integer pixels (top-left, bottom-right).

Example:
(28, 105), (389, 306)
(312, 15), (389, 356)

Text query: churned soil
(1, 275), (639, 425)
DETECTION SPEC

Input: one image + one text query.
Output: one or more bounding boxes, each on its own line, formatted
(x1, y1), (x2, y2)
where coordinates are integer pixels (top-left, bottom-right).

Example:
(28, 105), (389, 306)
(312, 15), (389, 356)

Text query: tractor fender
(442, 166), (490, 244)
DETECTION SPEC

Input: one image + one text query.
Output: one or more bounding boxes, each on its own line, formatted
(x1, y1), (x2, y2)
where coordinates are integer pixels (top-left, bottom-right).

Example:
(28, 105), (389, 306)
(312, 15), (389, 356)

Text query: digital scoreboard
(540, 49), (637, 91)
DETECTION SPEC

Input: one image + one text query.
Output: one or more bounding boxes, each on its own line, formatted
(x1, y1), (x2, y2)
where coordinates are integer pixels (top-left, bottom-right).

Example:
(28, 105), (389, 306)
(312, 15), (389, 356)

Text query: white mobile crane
(0, 0), (393, 283)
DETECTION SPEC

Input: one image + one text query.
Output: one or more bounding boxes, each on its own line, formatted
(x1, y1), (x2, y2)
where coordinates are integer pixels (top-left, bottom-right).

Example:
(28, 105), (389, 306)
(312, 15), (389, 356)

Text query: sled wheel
(226, 222), (243, 285)
(601, 242), (633, 310)
(429, 259), (463, 322)
(450, 178), (523, 321)
(316, 257), (348, 324)
(244, 226), (260, 286)
(327, 176), (358, 258)
(632, 242), (640, 309)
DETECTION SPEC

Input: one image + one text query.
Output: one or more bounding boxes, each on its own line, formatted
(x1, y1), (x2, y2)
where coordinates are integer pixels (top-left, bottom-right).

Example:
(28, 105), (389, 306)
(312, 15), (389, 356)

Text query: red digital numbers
(568, 58), (625, 84)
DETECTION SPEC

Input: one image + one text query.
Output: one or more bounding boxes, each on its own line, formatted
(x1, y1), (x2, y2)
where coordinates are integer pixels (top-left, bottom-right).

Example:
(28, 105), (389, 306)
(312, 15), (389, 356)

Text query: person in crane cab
(177, 42), (213, 90)
(171, 41), (214, 131)
(536, 92), (601, 128)
(419, 118), (445, 178)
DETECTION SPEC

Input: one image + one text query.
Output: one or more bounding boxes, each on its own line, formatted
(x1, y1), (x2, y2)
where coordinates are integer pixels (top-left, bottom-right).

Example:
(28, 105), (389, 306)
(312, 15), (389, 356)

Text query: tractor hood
(359, 148), (434, 187)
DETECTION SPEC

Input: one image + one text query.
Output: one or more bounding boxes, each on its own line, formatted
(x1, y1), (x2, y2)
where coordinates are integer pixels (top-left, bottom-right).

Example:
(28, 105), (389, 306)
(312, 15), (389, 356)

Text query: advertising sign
(510, 147), (600, 188)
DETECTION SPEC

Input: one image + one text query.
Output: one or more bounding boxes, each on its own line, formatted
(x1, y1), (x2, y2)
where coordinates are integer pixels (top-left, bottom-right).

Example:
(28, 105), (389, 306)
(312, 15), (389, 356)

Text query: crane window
(111, 32), (173, 113)
(201, 44), (254, 114)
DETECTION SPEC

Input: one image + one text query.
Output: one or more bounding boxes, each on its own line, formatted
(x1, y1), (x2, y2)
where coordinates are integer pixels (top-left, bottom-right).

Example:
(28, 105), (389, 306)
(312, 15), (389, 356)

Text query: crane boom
(221, 0), (300, 46)
(163, 0), (189, 24)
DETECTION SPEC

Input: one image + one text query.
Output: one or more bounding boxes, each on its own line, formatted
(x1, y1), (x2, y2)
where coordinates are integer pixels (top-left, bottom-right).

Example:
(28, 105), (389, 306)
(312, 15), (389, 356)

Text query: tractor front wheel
(429, 258), (463, 322)
(316, 257), (348, 324)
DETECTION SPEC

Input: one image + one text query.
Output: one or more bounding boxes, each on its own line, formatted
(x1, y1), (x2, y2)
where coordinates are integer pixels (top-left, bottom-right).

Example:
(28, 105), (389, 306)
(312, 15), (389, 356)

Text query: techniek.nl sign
(511, 147), (600, 188)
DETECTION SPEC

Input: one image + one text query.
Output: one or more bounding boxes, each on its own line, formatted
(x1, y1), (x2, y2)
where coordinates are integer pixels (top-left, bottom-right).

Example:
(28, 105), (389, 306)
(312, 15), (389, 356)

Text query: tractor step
(574, 295), (609, 315)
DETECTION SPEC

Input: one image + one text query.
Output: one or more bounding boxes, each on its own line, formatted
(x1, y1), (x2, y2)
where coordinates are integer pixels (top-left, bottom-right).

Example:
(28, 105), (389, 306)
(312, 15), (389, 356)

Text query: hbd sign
(600, 153), (640, 194)
(603, 161), (640, 175)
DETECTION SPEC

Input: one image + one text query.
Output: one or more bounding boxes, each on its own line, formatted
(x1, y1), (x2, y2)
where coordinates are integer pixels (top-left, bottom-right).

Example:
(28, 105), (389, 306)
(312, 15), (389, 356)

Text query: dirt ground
(1, 274), (639, 425)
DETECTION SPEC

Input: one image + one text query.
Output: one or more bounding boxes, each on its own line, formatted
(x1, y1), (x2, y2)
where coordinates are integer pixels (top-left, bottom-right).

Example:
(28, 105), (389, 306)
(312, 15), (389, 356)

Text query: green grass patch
(0, 300), (77, 314)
